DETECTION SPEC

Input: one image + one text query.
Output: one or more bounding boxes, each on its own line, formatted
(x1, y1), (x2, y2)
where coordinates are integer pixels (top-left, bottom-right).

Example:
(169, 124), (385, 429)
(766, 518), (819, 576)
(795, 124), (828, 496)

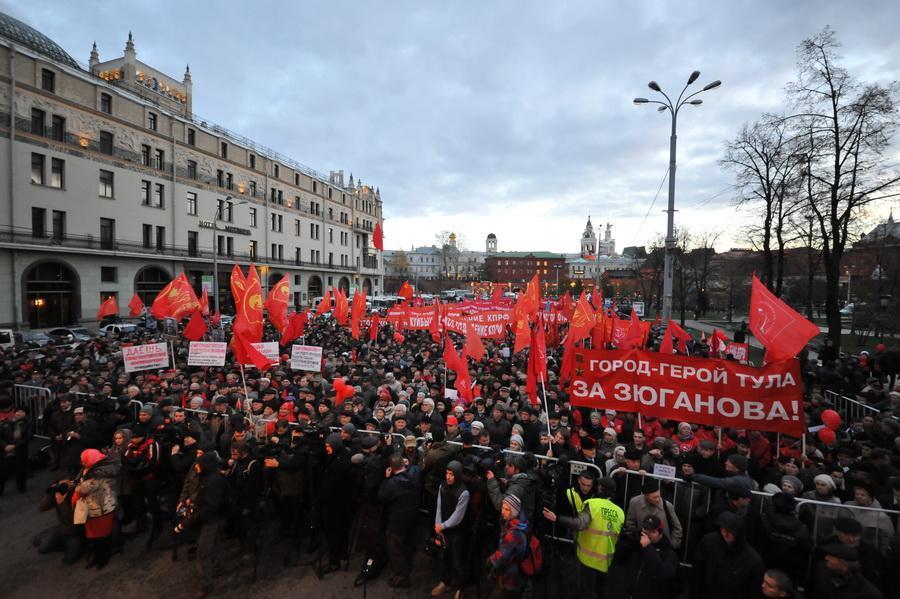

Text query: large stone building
(0, 13), (384, 328)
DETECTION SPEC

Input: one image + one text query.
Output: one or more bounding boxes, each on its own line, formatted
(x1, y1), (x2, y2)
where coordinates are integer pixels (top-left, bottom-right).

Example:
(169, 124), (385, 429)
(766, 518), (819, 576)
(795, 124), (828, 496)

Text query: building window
(249, 207), (257, 227)
(154, 183), (165, 208)
(328, 188), (333, 199)
(273, 164), (279, 178)
(50, 158), (64, 188)
(187, 192), (197, 215)
(99, 131), (113, 155)
(328, 228), (333, 243)
(187, 160), (197, 179)
(41, 68), (55, 93)
(141, 180), (151, 205)
(294, 219), (301, 237)
(217, 170), (224, 187)
(52, 210), (66, 241)
(249, 240), (258, 260)
(99, 170), (114, 198)
(188, 231), (199, 257)
(328, 252), (333, 266)
(51, 115), (65, 141)
(101, 266), (117, 283)
(277, 189), (283, 204)
(313, 181), (318, 193)
(217, 199), (233, 222)
(31, 207), (46, 238)
(154, 149), (165, 170)
(100, 92), (112, 114)
(142, 224), (153, 249)
(187, 128), (195, 146)
(225, 237), (234, 257)
(272, 244), (283, 262)
(226, 173), (233, 190)
(31, 108), (45, 136)
(271, 213), (282, 232)
(156, 226), (165, 251)
(329, 208), (333, 220)
(249, 154), (256, 169)
(148, 112), (157, 131)
(30, 153), (45, 184)
(220, 142), (227, 159)
(217, 234), (226, 256)
(100, 218), (115, 249)
(249, 181), (256, 196)
(141, 145), (150, 166)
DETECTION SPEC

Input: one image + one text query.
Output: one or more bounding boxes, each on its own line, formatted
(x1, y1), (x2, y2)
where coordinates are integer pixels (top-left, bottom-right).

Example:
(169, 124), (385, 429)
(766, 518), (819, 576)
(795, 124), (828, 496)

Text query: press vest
(575, 497), (624, 572)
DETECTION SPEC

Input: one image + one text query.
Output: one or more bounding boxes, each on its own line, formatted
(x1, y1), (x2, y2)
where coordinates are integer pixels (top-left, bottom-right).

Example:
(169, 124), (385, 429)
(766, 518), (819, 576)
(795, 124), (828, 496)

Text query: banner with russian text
(123, 342), (170, 373)
(188, 342), (227, 366)
(569, 349), (804, 436)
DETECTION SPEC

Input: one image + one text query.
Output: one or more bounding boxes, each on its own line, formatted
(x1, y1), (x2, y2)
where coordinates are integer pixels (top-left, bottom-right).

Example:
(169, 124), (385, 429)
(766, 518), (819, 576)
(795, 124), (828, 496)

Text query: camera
(423, 532), (446, 558)
(47, 481), (70, 494)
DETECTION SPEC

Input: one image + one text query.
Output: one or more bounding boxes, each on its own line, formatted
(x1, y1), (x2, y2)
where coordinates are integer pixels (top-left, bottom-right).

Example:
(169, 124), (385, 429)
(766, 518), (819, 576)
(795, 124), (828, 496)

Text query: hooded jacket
(184, 453), (226, 527)
(75, 455), (120, 518)
(378, 464), (422, 533)
(692, 513), (765, 599)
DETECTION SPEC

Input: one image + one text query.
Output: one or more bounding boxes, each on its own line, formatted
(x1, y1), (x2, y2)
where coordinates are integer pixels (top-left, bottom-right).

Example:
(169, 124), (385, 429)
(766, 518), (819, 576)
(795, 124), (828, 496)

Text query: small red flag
(443, 337), (462, 372)
(128, 293), (145, 318)
(333, 287), (349, 326)
(264, 275), (291, 331)
(210, 311), (222, 327)
(398, 281), (414, 302)
(490, 285), (505, 304)
(526, 314), (548, 406)
(749, 275), (819, 361)
(182, 309), (208, 341)
(151, 273), (200, 320)
(368, 313), (380, 342)
(235, 332), (272, 371)
(281, 311), (308, 345)
(463, 325), (486, 362)
(659, 327), (675, 354)
(96, 295), (118, 320)
(316, 289), (332, 316)
(199, 288), (210, 317)
(373, 222), (384, 251)
(620, 309), (645, 349)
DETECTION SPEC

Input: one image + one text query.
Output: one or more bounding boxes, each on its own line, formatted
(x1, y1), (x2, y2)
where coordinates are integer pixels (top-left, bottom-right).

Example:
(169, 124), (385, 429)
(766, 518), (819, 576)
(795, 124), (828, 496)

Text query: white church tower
(580, 216), (596, 257)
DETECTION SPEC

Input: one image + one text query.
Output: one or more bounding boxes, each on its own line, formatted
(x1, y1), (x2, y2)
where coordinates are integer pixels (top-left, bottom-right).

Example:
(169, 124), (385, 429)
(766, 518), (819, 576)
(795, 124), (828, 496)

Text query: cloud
(6, 0), (900, 253)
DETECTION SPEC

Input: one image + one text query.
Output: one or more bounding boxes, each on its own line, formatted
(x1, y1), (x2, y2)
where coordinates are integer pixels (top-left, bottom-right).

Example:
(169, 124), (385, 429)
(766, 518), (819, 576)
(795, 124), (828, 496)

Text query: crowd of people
(0, 308), (899, 599)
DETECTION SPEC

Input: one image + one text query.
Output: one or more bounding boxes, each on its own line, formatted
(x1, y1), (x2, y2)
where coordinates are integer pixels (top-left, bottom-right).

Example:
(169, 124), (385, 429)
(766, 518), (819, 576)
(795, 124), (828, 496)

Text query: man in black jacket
(176, 452), (226, 598)
(692, 511), (765, 599)
(622, 515), (680, 599)
(378, 453), (422, 588)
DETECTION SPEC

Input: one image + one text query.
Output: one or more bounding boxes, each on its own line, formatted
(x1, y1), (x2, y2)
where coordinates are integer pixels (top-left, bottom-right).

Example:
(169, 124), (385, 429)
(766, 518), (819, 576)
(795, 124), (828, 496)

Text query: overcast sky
(8, 1), (900, 254)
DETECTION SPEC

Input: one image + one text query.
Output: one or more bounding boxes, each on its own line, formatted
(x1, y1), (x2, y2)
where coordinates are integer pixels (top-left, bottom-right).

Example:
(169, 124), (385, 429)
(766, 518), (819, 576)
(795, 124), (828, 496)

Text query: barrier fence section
(823, 389), (880, 421)
(13, 384), (52, 438)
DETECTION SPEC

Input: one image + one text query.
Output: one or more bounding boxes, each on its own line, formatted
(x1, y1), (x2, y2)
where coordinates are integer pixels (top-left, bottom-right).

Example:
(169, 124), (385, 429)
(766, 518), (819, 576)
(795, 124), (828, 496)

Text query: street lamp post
(212, 196), (248, 318)
(634, 71), (721, 324)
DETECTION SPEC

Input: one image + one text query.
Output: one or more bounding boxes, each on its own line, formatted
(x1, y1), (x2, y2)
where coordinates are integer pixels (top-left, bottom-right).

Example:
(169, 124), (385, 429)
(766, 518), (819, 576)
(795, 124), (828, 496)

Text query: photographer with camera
(265, 424), (309, 566)
(615, 515), (680, 599)
(316, 433), (354, 575)
(486, 454), (537, 527)
(225, 440), (263, 556)
(37, 478), (83, 564)
(174, 452), (226, 598)
(379, 452), (422, 588)
(60, 406), (100, 476)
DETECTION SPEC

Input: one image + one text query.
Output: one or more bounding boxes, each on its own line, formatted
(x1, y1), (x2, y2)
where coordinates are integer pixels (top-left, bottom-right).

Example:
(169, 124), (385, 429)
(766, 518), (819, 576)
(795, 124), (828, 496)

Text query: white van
(0, 328), (14, 351)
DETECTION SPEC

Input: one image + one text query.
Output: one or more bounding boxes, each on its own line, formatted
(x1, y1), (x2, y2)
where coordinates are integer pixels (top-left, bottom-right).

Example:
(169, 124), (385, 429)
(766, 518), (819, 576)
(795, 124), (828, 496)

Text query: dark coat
(692, 530), (765, 599)
(623, 534), (680, 599)
(378, 465), (422, 534)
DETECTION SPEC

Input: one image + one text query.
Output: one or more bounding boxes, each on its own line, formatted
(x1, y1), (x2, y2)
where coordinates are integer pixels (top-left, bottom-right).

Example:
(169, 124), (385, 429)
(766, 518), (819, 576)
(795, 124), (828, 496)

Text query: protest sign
(245, 341), (279, 368)
(123, 342), (170, 373)
(291, 344), (323, 371)
(188, 342), (227, 366)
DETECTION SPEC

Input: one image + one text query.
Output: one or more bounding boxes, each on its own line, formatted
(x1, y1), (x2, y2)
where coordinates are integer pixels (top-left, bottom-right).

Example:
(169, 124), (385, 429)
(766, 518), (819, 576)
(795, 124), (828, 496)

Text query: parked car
(47, 327), (94, 343)
(99, 323), (138, 336)
(15, 331), (52, 347)
(220, 314), (234, 326)
(0, 328), (12, 351)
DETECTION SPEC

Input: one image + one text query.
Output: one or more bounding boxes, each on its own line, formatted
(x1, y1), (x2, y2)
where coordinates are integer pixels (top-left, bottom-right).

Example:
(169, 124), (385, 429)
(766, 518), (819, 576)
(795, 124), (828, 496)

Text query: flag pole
(539, 372), (551, 437)
(717, 427), (723, 459)
(776, 433), (781, 460)
(239, 363), (250, 413)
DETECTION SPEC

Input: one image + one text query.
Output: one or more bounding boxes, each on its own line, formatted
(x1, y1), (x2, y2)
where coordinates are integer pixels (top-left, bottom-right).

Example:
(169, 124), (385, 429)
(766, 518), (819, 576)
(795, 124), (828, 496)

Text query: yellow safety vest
(575, 497), (624, 573)
(566, 487), (585, 513)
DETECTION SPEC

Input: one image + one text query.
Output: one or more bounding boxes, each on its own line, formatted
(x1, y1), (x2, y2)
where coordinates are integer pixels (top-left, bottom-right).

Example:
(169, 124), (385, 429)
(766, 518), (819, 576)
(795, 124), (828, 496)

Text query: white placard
(443, 388), (459, 400)
(188, 341), (227, 366)
(290, 344), (323, 371)
(631, 301), (645, 317)
(245, 341), (280, 368)
(652, 463), (677, 479)
(122, 342), (170, 373)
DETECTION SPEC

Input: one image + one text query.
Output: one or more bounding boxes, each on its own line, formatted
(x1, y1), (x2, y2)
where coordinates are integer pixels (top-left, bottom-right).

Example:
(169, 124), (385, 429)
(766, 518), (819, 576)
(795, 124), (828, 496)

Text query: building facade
(484, 252), (566, 288)
(0, 14), (384, 328)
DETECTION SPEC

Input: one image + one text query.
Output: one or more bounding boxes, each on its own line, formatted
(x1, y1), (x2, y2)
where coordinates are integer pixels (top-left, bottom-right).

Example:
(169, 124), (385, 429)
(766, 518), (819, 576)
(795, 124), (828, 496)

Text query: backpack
(520, 534), (543, 576)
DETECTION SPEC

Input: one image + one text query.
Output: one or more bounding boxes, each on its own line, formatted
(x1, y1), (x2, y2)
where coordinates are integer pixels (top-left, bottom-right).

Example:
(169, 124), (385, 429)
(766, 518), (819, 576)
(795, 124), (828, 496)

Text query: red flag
(667, 320), (693, 352)
(234, 265), (263, 342)
(230, 264), (247, 306)
(398, 281), (414, 302)
(749, 275), (819, 361)
(519, 274), (541, 318)
(710, 329), (730, 355)
(183, 309), (208, 341)
(373, 222), (384, 251)
(350, 290), (367, 339)
(128, 293), (144, 317)
(559, 291), (575, 322)
(151, 273), (200, 320)
(443, 337), (462, 372)
(199, 288), (210, 317)
(316, 289), (332, 316)
(429, 299), (442, 337)
(569, 292), (597, 345)
(96, 295), (118, 320)
(620, 309), (645, 349)
(659, 326), (675, 354)
(333, 287), (349, 326)
(490, 285), (504, 303)
(526, 314), (548, 406)
(455, 353), (473, 403)
(280, 311), (308, 345)
(235, 332), (272, 371)
(210, 311), (222, 327)
(368, 313), (380, 342)
(463, 325), (486, 362)
(513, 316), (531, 354)
(265, 275), (291, 331)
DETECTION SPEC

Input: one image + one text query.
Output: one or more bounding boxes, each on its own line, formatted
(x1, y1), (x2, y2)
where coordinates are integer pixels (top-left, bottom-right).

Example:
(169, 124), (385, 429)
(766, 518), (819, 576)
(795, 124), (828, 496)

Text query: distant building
(485, 252), (566, 287)
(856, 211), (900, 247)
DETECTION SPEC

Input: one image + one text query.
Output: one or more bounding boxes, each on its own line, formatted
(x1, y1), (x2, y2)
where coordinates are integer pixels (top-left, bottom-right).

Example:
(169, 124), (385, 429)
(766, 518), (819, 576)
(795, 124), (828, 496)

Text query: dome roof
(487, 233), (496, 239)
(0, 12), (79, 69)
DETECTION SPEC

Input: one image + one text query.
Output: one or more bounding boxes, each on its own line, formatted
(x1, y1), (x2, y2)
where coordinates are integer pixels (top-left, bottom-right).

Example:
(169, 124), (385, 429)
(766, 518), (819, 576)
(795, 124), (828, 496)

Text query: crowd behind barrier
(0, 316), (899, 599)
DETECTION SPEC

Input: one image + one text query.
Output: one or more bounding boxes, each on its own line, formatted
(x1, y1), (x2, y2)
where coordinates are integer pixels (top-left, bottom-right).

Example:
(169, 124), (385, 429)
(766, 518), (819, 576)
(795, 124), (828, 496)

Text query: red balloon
(821, 409), (841, 431)
(393, 332), (405, 343)
(817, 428), (836, 445)
(333, 378), (346, 392)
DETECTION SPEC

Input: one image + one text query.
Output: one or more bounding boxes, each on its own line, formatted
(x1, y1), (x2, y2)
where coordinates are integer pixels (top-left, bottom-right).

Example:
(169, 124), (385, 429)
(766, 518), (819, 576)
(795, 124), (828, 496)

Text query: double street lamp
(634, 71), (721, 324)
(212, 195), (248, 316)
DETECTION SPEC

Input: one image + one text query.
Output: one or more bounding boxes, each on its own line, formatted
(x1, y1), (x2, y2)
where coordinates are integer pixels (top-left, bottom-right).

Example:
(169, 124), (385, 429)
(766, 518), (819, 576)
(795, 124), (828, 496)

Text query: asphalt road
(0, 461), (438, 599)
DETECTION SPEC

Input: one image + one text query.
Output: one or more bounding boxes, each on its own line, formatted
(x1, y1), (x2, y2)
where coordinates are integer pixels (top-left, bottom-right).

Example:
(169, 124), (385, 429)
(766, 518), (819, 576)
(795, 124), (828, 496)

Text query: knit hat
(139, 405), (153, 415)
(714, 511), (743, 534)
(726, 454), (749, 472)
(509, 434), (524, 448)
(325, 433), (344, 452)
(502, 494), (522, 518)
(781, 474), (803, 494)
(80, 448), (105, 469)
(833, 517), (862, 534)
(602, 427), (617, 438)
(814, 473), (836, 491)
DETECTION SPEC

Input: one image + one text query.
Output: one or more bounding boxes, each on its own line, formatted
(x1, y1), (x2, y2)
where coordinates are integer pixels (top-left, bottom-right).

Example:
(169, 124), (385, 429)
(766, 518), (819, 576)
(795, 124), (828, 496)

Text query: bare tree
(684, 230), (722, 318)
(786, 27), (900, 351)
(721, 115), (804, 296)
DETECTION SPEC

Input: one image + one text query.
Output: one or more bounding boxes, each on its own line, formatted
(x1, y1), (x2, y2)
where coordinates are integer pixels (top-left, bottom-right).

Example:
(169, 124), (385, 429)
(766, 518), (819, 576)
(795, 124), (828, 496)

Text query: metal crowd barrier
(823, 389), (880, 420)
(12, 384), (52, 438)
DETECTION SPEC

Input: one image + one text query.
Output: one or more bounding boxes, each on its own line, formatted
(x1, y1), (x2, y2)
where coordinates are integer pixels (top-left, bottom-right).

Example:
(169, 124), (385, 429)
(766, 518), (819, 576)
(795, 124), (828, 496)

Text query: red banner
(569, 349), (804, 436)
(725, 342), (750, 364)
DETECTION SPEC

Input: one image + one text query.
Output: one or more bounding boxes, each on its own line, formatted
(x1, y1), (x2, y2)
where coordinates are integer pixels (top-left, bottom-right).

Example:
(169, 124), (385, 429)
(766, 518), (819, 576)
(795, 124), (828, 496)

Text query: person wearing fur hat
(487, 494), (529, 598)
(75, 448), (120, 568)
